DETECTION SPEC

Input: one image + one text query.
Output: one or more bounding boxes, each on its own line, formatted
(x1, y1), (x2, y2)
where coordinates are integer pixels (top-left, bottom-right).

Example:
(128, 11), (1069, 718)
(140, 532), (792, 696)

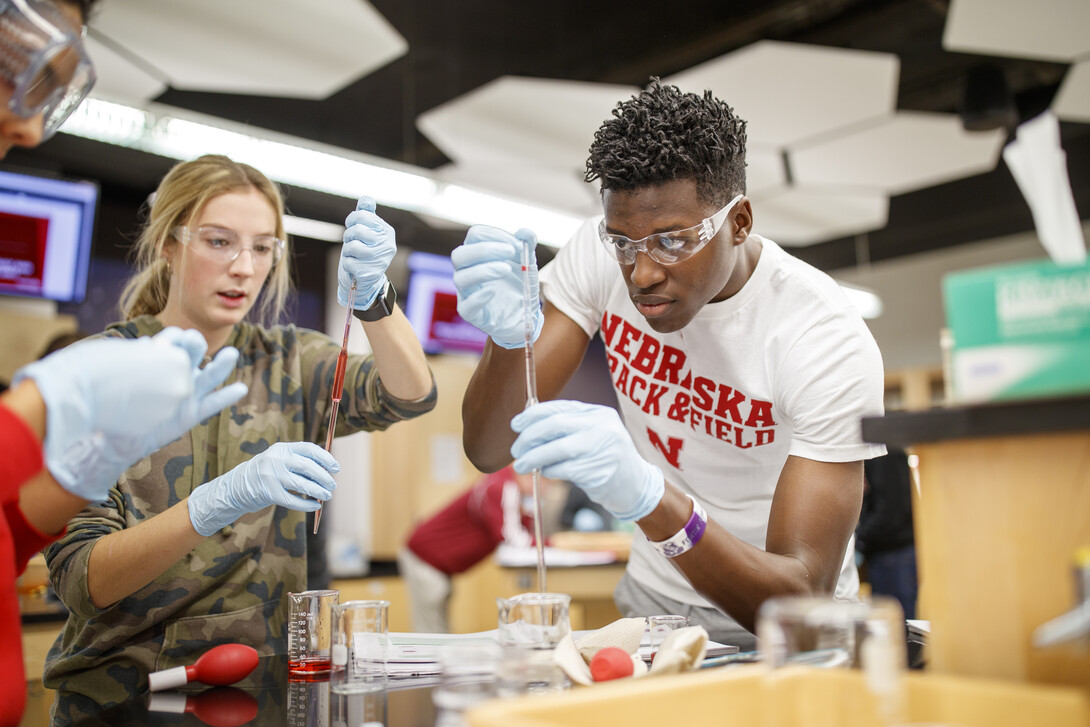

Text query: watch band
(352, 280), (397, 323)
(648, 495), (707, 558)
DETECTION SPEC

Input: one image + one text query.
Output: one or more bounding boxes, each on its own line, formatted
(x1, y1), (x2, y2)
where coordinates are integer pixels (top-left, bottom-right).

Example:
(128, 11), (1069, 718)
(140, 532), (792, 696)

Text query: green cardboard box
(942, 257), (1090, 403)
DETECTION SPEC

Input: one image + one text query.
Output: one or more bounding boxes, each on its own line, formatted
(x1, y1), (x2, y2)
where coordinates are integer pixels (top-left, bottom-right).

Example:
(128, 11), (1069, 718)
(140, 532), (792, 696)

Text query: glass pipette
(521, 239), (547, 594)
(313, 280), (356, 535)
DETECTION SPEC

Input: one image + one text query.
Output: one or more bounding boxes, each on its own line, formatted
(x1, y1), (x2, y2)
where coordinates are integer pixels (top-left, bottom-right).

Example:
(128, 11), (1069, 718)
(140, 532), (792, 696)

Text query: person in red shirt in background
(398, 468), (560, 633)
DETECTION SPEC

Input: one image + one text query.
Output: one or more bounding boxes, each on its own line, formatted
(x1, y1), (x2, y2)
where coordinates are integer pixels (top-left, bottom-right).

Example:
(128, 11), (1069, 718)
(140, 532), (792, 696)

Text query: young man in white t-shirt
(451, 79), (886, 649)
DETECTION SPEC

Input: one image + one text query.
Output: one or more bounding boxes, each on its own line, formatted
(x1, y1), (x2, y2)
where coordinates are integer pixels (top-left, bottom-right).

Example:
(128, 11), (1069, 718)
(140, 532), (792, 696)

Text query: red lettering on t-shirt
(616, 321), (642, 362)
(667, 391), (690, 423)
(642, 383), (668, 416)
(755, 428), (775, 446)
(606, 351), (620, 375)
(629, 374), (648, 406)
(733, 426), (753, 449)
(691, 376), (716, 412)
(745, 399), (777, 428)
(601, 311), (622, 348)
(654, 345), (686, 385)
(714, 385), (746, 424)
(647, 427), (684, 470)
(615, 363), (631, 396)
(631, 334), (660, 375)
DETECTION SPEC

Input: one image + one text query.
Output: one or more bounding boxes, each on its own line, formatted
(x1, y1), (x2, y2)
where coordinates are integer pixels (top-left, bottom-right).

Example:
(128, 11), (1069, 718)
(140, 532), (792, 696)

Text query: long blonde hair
(118, 154), (292, 325)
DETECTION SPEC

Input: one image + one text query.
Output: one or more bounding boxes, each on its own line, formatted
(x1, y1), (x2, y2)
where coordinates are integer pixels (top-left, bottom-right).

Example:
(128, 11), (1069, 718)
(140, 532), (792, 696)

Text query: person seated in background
(2, 328), (247, 726)
(453, 79), (886, 650)
(42, 154), (437, 704)
(856, 448), (917, 620)
(398, 467), (558, 633)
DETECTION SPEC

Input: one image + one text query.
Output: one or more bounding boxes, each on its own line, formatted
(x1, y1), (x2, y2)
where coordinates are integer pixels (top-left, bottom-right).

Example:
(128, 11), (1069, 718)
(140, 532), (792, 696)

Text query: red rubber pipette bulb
(185, 644), (259, 686)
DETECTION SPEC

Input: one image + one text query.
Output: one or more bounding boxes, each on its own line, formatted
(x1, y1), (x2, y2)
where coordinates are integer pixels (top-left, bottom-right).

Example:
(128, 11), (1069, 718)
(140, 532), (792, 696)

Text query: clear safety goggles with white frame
(0, 0), (95, 140)
(598, 193), (744, 265)
(172, 226), (286, 267)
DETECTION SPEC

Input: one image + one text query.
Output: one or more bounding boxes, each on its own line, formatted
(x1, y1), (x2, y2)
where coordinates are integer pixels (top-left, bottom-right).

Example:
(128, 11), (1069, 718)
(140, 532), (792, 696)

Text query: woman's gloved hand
(187, 442), (340, 536)
(13, 327), (248, 501)
(339, 195), (396, 310)
(511, 400), (664, 522)
(451, 225), (542, 349)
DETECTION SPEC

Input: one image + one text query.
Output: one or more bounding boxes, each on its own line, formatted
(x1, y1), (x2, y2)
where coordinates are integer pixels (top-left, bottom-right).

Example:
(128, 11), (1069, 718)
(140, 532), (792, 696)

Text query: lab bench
(862, 393), (1090, 690)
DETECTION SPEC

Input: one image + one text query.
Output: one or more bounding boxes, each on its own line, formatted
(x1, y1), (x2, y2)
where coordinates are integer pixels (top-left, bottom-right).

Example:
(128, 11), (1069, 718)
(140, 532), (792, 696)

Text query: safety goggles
(1, 0), (95, 140)
(598, 194), (743, 265)
(173, 226), (286, 266)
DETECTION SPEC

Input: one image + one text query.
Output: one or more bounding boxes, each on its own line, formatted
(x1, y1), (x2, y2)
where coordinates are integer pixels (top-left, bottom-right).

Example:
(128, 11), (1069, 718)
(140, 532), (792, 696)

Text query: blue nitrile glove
(339, 195), (396, 310)
(451, 225), (543, 349)
(187, 441), (340, 536)
(510, 400), (664, 522)
(13, 327), (248, 501)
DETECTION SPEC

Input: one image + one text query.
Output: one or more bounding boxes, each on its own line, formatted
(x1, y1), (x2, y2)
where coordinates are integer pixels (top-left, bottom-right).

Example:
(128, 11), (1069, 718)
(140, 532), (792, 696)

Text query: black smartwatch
(352, 280), (397, 322)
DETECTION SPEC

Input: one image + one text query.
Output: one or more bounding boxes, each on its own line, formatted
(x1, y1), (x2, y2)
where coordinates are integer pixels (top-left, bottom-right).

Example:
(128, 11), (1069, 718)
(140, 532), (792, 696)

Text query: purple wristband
(649, 495), (707, 559)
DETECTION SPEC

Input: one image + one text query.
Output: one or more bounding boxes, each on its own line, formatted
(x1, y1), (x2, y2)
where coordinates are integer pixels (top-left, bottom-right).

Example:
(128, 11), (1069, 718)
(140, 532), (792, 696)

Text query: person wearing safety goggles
(0, 0), (95, 157)
(40, 154), (437, 704)
(452, 79), (887, 652)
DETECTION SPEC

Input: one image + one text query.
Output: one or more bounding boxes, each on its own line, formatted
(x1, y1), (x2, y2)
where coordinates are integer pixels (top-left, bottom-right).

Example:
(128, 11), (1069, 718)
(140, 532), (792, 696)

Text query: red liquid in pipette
(313, 282), (356, 534)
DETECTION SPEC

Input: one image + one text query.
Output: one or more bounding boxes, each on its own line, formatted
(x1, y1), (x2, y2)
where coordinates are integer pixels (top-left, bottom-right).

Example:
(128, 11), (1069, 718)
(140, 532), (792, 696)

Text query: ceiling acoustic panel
(944, 0), (1090, 63)
(417, 77), (638, 168)
(435, 162), (603, 221)
(1054, 60), (1090, 124)
(664, 40), (899, 148)
(745, 146), (788, 197)
(91, 0), (407, 99)
(84, 35), (167, 102)
(791, 112), (1006, 195)
(747, 186), (889, 247)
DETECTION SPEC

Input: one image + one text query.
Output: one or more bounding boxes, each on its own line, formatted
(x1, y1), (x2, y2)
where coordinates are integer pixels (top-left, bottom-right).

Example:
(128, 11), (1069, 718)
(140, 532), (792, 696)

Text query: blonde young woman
(42, 155), (436, 703)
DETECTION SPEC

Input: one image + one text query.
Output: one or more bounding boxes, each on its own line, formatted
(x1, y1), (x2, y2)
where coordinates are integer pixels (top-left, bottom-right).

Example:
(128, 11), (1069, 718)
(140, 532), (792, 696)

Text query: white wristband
(647, 495), (707, 558)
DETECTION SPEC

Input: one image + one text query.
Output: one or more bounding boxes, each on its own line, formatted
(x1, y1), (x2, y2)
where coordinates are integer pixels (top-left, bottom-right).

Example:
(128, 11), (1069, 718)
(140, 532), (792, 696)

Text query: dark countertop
(861, 394), (1090, 448)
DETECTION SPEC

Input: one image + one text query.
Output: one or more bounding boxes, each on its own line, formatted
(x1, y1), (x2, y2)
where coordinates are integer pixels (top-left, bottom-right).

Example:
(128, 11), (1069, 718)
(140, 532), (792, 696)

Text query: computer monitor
(404, 250), (487, 355)
(0, 168), (98, 303)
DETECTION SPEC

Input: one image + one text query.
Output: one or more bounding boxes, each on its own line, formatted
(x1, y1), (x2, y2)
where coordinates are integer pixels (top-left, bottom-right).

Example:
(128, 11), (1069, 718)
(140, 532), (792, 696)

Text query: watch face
(354, 281), (396, 322)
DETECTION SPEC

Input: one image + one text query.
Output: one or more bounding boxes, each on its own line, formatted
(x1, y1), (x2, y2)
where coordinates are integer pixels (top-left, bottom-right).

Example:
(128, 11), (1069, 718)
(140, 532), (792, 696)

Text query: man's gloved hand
(13, 327), (248, 501)
(451, 225), (542, 349)
(510, 400), (664, 522)
(187, 442), (339, 536)
(339, 195), (396, 310)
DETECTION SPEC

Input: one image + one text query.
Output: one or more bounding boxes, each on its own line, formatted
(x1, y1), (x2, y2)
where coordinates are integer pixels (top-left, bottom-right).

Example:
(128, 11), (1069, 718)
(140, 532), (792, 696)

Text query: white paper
(1002, 111), (1087, 265)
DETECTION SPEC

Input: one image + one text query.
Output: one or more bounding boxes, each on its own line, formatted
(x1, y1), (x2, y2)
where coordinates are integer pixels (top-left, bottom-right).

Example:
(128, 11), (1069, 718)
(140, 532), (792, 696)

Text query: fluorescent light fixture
(284, 215), (345, 242)
(59, 97), (582, 247)
(837, 281), (884, 319)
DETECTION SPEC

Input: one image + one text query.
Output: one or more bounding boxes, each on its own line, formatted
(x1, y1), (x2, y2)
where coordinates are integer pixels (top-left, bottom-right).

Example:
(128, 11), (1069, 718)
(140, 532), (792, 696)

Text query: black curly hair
(585, 78), (748, 206)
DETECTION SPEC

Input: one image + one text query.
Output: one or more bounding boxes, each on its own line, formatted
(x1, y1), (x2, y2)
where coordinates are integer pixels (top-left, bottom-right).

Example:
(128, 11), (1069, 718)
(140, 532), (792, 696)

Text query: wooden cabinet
(369, 354), (483, 560)
(863, 396), (1090, 690)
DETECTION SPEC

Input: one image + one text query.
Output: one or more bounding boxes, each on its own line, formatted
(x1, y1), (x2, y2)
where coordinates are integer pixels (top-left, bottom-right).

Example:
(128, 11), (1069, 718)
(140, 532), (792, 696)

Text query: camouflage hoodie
(41, 316), (437, 704)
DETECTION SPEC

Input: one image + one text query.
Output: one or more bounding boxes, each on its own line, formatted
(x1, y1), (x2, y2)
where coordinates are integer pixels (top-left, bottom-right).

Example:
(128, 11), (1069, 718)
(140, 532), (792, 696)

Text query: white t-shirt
(540, 218), (886, 607)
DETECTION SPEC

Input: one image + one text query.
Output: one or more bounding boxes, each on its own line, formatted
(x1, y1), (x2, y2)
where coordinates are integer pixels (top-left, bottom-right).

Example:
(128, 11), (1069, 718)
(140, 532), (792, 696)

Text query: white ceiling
(791, 111), (1006, 195)
(77, 4), (1090, 251)
(89, 0), (407, 100)
(664, 40), (900, 148)
(52, 1), (1090, 377)
(943, 0), (1090, 63)
(1054, 60), (1090, 123)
